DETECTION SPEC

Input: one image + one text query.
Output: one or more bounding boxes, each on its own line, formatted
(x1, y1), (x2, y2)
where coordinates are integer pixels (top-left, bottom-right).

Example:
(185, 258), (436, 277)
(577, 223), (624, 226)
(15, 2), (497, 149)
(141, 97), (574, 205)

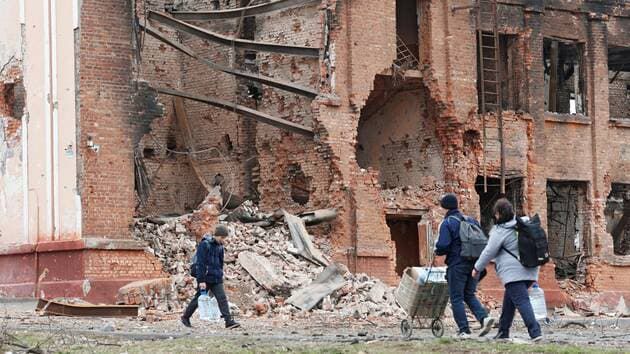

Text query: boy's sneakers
(180, 316), (192, 328)
(225, 320), (241, 329)
(531, 335), (543, 342)
(493, 331), (509, 340)
(479, 317), (496, 337)
(457, 331), (471, 339)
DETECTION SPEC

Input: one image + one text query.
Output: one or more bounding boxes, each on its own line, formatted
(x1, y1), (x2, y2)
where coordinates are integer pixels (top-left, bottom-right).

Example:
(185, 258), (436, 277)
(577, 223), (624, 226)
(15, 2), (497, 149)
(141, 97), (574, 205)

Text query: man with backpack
(435, 193), (495, 338)
(473, 198), (544, 341)
(181, 224), (241, 329)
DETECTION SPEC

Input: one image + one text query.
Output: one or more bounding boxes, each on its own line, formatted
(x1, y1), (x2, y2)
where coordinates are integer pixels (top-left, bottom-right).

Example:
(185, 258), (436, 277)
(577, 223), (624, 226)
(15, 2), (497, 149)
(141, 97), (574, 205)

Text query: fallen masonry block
(238, 251), (291, 295)
(287, 263), (346, 311)
(284, 211), (329, 266)
(116, 278), (173, 308)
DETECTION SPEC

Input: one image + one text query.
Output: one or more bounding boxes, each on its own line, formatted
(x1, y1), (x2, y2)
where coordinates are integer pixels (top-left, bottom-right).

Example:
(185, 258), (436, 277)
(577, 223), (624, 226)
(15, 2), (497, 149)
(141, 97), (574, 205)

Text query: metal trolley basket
(394, 266), (449, 339)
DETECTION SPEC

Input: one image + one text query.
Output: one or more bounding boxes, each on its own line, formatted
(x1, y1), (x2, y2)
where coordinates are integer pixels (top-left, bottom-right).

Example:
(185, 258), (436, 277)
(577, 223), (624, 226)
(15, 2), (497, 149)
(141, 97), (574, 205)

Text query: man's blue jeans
(499, 280), (542, 338)
(446, 261), (488, 333)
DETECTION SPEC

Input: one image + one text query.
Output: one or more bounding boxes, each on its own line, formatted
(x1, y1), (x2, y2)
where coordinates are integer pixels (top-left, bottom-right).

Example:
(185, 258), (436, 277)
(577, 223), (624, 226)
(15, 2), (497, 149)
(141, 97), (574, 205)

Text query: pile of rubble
(131, 202), (406, 319)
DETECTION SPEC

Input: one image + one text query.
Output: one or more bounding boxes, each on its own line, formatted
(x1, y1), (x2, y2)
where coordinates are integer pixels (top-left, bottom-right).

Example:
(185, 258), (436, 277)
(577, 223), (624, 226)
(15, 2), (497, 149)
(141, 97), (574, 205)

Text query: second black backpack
(505, 214), (550, 268)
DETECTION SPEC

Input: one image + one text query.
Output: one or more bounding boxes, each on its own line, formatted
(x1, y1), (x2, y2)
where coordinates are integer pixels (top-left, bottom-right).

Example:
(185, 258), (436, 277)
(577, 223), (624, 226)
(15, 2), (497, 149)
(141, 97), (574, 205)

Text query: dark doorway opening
(395, 0), (419, 69)
(475, 176), (524, 235)
(387, 215), (421, 276)
(546, 181), (589, 280)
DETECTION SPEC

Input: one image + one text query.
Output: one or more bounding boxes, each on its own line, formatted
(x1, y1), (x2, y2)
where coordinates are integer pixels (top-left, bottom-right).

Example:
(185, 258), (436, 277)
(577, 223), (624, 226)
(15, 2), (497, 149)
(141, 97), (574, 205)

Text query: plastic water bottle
(198, 290), (221, 322)
(198, 290), (212, 321)
(529, 282), (547, 321)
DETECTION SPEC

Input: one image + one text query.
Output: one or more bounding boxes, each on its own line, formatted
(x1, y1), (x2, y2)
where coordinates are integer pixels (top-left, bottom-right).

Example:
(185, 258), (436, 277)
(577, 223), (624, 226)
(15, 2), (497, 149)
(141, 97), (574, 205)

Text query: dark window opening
(287, 164), (311, 205)
(475, 176), (524, 235)
(165, 133), (178, 159)
(546, 181), (589, 281)
(395, 0), (419, 70)
(387, 215), (421, 276)
(608, 46), (630, 120)
(544, 38), (586, 115)
(477, 33), (522, 112)
(605, 183), (630, 256)
(222, 134), (234, 152)
(143, 148), (156, 159)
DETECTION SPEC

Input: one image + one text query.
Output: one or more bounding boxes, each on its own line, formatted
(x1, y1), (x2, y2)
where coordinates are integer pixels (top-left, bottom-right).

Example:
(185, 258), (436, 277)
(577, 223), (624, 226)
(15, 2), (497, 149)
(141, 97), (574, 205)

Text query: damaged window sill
(610, 118), (630, 128)
(604, 255), (630, 267)
(544, 113), (591, 125)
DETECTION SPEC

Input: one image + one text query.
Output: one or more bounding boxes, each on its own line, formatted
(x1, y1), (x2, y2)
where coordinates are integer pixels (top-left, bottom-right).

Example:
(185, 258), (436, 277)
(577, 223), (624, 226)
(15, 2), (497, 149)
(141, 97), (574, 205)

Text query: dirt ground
(1, 302), (630, 354)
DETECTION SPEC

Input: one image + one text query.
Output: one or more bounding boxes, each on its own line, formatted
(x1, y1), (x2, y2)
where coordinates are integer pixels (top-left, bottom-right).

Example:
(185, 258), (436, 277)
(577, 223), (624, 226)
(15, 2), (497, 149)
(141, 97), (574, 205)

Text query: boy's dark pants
(182, 282), (232, 322)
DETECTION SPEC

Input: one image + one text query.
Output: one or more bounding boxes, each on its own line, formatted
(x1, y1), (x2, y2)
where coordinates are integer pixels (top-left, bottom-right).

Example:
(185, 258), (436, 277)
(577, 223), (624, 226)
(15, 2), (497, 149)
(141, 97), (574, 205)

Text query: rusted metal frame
(492, 0), (506, 195)
(139, 23), (318, 98)
(37, 299), (139, 317)
(476, 1), (488, 193)
(173, 97), (214, 192)
(156, 87), (314, 137)
(171, 0), (319, 20)
(148, 11), (319, 57)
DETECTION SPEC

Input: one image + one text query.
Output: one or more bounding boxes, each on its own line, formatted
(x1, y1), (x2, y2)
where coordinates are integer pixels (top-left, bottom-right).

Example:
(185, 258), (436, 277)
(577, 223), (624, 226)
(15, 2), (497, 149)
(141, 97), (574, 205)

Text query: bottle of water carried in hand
(198, 290), (212, 321)
(198, 290), (221, 322)
(529, 282), (547, 321)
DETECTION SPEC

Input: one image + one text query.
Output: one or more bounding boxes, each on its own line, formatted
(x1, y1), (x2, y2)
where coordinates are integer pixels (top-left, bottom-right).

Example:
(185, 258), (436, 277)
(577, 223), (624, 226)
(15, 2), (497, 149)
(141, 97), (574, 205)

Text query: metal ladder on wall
(476, 0), (506, 194)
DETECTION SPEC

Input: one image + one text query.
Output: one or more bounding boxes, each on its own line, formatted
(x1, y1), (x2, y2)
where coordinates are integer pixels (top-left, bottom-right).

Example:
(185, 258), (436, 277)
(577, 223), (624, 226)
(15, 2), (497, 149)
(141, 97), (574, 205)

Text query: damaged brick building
(0, 0), (629, 307)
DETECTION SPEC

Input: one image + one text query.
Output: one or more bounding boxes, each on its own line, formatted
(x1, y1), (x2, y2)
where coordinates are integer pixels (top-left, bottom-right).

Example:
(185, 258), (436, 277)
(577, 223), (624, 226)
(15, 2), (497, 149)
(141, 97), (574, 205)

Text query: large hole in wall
(387, 215), (421, 276)
(356, 76), (442, 189)
(546, 181), (589, 280)
(475, 176), (524, 235)
(287, 163), (310, 205)
(605, 183), (630, 255)
(608, 46), (630, 120)
(543, 38), (586, 115)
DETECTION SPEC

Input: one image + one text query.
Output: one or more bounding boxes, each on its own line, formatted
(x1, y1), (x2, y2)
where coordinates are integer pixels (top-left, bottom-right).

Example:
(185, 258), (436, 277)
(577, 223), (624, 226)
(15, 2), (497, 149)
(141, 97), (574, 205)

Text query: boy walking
(435, 193), (494, 338)
(181, 224), (240, 329)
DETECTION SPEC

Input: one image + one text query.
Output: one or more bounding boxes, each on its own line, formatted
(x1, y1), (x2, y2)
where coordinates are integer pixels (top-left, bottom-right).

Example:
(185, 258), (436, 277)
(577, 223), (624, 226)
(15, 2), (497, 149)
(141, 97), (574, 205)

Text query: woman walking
(472, 198), (543, 341)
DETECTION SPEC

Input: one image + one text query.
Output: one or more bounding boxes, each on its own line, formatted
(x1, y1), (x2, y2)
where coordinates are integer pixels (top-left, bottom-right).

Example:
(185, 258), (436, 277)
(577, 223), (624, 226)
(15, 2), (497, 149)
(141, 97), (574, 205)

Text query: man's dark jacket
(435, 209), (481, 266)
(195, 235), (224, 284)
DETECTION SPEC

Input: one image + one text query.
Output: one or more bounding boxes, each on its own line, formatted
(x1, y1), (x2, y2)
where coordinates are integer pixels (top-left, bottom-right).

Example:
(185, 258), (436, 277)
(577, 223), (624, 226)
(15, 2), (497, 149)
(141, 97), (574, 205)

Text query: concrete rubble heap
(132, 201), (406, 319)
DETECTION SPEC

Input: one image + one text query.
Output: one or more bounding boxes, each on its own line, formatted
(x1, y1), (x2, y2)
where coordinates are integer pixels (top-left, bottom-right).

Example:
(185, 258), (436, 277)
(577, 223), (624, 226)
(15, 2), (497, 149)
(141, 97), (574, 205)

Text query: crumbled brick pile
(132, 203), (405, 319)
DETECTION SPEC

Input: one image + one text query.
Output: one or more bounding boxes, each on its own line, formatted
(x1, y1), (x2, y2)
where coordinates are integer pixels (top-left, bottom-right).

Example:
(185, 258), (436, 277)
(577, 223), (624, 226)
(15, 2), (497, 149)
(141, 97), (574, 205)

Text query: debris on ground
(131, 200), (405, 320)
(37, 298), (139, 317)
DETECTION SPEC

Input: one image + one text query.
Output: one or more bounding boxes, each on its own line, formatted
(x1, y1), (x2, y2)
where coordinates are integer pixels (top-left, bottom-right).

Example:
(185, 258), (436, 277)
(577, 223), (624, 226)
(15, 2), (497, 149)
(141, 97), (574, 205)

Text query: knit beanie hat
(440, 193), (458, 210)
(214, 224), (229, 237)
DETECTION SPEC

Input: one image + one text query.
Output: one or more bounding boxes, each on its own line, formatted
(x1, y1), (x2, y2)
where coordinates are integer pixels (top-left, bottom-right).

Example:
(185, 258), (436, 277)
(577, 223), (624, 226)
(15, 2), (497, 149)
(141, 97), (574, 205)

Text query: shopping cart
(394, 266), (450, 339)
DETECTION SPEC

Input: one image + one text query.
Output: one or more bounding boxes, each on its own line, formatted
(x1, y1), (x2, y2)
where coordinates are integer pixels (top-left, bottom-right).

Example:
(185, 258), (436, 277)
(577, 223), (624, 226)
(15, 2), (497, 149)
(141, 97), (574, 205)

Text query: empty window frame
(608, 46), (630, 120)
(544, 38), (586, 115)
(477, 33), (522, 112)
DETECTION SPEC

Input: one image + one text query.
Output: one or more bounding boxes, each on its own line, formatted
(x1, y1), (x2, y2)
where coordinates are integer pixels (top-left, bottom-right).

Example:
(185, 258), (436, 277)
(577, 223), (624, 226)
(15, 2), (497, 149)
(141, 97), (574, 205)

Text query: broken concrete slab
(615, 296), (630, 317)
(238, 251), (290, 295)
(287, 263), (346, 311)
(283, 211), (329, 266)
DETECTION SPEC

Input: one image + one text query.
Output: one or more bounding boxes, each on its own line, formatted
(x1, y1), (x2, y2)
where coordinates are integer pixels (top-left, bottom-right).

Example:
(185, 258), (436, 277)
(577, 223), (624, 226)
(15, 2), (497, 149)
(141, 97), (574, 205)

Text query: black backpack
(503, 214), (550, 268)
(190, 237), (211, 277)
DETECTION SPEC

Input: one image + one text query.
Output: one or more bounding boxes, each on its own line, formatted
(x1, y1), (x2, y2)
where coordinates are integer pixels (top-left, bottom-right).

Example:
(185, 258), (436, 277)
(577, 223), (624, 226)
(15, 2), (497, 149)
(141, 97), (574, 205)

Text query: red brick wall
(84, 250), (166, 280)
(79, 0), (137, 238)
